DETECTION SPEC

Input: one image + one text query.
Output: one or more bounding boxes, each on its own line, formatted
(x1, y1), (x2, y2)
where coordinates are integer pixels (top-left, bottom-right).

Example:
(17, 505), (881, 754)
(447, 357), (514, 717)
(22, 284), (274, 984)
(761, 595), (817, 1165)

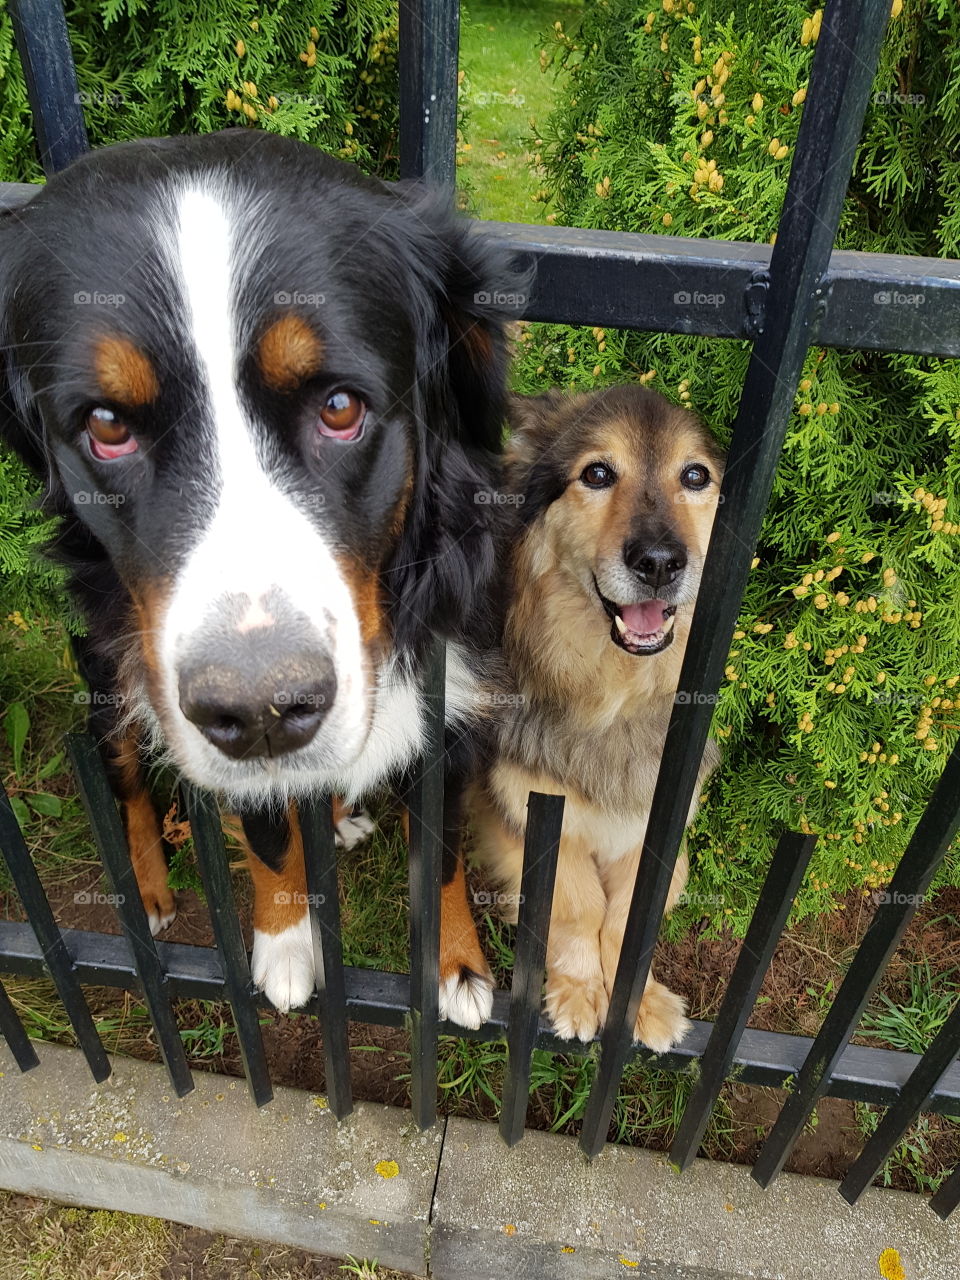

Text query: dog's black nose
(179, 656), (336, 760)
(623, 537), (687, 590)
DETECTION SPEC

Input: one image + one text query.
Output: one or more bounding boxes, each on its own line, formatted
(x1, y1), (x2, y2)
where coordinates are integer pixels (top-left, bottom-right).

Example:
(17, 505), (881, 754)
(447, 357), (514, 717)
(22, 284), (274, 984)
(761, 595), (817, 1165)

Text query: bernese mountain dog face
(0, 131), (511, 802)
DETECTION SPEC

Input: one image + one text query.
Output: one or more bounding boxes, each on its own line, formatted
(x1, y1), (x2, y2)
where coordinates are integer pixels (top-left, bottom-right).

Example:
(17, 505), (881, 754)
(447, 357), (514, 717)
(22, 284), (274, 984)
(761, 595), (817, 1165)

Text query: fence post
(406, 640), (446, 1129)
(7, 0), (87, 173)
(578, 0), (893, 1161)
(399, 0), (459, 185)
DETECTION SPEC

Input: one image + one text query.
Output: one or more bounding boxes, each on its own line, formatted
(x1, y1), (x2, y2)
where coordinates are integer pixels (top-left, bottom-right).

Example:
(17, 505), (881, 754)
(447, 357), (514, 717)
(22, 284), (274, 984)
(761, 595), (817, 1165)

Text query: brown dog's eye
(681, 464), (710, 489)
(85, 407), (138, 460)
(581, 462), (616, 489)
(318, 390), (366, 441)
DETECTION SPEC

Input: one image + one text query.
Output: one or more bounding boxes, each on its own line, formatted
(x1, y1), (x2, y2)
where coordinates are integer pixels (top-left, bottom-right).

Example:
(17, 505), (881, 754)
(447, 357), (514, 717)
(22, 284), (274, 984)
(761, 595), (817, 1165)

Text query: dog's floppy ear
(382, 194), (522, 652)
(0, 205), (48, 476)
(505, 390), (566, 464)
(389, 183), (520, 452)
(504, 390), (570, 525)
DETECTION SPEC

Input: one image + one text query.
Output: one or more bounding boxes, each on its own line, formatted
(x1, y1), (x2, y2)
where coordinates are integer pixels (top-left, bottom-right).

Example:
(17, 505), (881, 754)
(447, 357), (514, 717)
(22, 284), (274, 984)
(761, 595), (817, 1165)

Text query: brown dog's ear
(502, 391), (574, 524)
(505, 390), (566, 464)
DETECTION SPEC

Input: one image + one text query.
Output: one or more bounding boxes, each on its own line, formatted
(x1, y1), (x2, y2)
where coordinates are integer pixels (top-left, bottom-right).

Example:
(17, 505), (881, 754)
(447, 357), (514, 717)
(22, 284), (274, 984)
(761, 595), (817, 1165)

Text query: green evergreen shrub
(0, 0), (400, 182)
(515, 0), (960, 927)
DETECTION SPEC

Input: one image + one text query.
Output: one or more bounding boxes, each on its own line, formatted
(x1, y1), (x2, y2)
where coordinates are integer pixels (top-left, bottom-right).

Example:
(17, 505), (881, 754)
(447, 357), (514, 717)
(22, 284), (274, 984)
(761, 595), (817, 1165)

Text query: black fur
(239, 802), (292, 874)
(0, 131), (518, 740)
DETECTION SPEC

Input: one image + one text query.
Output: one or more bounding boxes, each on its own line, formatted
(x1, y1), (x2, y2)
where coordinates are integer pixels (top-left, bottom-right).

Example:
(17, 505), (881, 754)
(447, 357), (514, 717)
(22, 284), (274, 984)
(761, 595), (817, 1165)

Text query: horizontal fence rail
(0, 0), (959, 1229)
(5, 912), (960, 1114)
(0, 180), (957, 358)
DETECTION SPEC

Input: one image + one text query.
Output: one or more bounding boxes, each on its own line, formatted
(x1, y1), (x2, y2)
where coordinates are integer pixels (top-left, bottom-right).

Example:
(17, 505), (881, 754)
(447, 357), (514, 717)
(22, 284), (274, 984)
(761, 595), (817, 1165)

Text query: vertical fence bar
(839, 996), (960, 1206)
(407, 638), (445, 1129)
(499, 791), (565, 1147)
(66, 734), (193, 1098)
(931, 1162), (960, 1222)
(398, 0), (459, 184)
(670, 831), (817, 1171)
(299, 795), (353, 1120)
(0, 786), (110, 1081)
(578, 0), (892, 1161)
(398, 0), (458, 1131)
(0, 975), (40, 1071)
(7, 0), (87, 174)
(753, 742), (960, 1186)
(183, 786), (273, 1107)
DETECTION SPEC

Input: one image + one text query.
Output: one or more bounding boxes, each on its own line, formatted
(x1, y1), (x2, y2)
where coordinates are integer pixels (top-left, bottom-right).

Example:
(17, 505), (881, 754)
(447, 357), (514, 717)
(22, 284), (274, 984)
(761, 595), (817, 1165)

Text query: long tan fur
(470, 386), (724, 1050)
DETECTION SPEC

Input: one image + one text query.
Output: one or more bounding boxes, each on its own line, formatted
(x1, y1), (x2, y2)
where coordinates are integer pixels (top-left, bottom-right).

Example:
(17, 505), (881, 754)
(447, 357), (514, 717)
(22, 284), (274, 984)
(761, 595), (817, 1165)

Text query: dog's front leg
(437, 778), (494, 1030)
(599, 847), (691, 1054)
(242, 803), (315, 1013)
(104, 731), (176, 936)
(542, 836), (609, 1043)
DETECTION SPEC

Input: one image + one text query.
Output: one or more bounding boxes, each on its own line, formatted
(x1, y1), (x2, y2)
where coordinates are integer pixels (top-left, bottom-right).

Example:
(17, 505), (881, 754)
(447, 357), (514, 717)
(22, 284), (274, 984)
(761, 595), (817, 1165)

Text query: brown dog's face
(507, 386), (725, 655)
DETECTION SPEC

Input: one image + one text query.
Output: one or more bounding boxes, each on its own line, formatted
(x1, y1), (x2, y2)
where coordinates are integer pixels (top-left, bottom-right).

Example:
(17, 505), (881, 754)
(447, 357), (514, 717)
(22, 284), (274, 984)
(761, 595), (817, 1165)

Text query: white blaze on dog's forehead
(154, 182), (369, 785)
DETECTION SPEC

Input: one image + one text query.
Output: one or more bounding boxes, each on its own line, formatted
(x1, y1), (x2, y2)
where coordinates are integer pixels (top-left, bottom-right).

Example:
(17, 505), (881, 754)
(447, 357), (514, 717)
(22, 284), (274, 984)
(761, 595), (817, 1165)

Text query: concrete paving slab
(2, 1042), (957, 1279)
(431, 1116), (960, 1280)
(0, 1040), (439, 1276)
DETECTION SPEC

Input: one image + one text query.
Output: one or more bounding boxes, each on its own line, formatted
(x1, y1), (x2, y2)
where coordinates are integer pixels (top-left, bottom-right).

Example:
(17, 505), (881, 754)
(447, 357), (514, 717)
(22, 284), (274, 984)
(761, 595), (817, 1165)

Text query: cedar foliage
(512, 0), (960, 927)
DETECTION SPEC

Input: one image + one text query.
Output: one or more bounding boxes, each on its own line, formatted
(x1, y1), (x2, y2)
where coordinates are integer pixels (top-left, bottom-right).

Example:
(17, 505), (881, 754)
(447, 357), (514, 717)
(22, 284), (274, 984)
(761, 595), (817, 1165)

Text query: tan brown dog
(470, 386), (724, 1051)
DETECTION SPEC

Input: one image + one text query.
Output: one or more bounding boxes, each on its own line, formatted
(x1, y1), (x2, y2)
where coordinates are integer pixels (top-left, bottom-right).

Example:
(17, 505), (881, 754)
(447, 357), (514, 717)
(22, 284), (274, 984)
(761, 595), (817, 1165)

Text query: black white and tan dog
(0, 129), (513, 1028)
(470, 387), (724, 1052)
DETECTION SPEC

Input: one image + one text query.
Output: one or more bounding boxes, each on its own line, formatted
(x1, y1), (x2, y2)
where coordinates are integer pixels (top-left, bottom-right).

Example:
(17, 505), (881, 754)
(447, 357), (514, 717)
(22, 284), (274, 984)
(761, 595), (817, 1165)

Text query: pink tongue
(620, 600), (665, 635)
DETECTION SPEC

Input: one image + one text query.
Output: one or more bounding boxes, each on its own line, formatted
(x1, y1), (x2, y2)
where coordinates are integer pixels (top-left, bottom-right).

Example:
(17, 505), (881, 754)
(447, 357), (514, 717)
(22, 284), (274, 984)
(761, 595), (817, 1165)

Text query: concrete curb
(0, 1041), (440, 1275)
(2, 1042), (957, 1278)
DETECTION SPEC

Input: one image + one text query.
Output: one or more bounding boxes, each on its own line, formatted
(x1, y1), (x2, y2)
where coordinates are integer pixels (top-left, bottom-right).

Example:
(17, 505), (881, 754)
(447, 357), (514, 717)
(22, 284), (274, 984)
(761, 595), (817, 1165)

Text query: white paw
(251, 916), (316, 1012)
(439, 969), (494, 1030)
(335, 808), (375, 850)
(147, 907), (177, 937)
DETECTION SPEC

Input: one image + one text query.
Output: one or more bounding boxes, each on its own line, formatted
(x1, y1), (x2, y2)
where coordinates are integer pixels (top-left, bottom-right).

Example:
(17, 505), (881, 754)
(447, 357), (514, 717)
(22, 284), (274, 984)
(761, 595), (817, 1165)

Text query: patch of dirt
(657, 884), (960, 1043)
(725, 1089), (863, 1179)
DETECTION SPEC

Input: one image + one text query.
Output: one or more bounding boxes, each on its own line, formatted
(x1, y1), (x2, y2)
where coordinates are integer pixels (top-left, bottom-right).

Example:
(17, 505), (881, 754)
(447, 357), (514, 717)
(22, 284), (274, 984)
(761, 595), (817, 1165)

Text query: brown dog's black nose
(623, 537), (687, 591)
(179, 656), (336, 760)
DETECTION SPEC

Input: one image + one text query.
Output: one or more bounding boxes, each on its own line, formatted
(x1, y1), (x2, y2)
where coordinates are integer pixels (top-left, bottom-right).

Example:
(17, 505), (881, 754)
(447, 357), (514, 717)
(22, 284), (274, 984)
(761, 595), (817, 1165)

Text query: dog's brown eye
(681, 464), (710, 489)
(85, 407), (138, 460)
(318, 390), (366, 440)
(581, 462), (616, 489)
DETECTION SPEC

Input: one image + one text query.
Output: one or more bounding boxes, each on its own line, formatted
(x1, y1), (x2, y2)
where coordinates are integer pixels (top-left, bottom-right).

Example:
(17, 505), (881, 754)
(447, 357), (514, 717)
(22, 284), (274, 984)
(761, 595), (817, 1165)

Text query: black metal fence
(1, 0), (959, 1224)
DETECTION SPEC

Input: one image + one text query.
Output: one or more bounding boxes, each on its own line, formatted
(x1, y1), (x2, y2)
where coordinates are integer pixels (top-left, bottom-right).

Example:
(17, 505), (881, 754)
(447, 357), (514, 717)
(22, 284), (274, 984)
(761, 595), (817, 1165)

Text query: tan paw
(545, 972), (609, 1042)
(634, 980), (691, 1054)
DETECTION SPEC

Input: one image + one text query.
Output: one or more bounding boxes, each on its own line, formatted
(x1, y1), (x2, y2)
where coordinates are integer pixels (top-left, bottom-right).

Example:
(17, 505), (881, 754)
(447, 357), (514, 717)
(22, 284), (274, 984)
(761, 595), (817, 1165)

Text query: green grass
(860, 959), (957, 1055)
(0, 1191), (414, 1280)
(339, 807), (410, 972)
(0, 1194), (170, 1280)
(459, 0), (581, 223)
(0, 618), (94, 897)
(854, 1107), (960, 1196)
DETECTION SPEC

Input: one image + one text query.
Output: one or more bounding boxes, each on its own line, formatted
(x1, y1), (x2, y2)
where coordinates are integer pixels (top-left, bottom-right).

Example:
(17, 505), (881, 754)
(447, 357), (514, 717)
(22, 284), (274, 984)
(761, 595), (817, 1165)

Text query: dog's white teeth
(663, 614), (676, 633)
(614, 614), (627, 634)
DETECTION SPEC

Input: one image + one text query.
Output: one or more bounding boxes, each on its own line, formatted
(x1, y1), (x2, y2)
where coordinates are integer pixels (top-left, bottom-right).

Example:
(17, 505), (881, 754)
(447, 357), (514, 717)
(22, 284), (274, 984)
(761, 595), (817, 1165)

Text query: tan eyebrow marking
(258, 314), (325, 393)
(93, 335), (159, 406)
